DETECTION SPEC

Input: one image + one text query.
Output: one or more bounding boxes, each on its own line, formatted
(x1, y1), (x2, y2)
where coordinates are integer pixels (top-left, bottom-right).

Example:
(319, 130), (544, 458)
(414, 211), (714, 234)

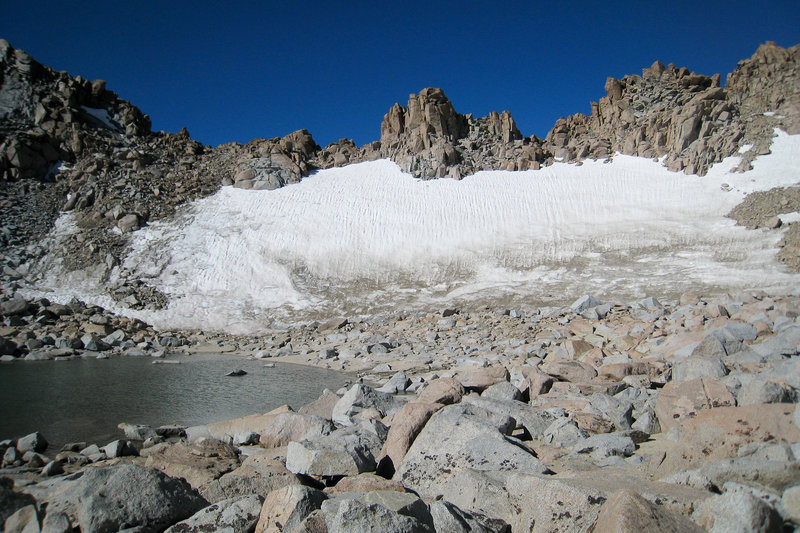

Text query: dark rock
(45, 464), (208, 532)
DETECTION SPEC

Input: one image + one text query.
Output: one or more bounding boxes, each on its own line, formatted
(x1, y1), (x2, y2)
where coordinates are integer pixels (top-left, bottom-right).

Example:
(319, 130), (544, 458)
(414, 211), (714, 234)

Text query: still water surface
(0, 354), (349, 450)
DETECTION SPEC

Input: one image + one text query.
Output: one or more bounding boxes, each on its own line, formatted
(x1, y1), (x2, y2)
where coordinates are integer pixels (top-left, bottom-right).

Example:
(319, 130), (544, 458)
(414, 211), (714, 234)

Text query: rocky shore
(3, 288), (800, 531)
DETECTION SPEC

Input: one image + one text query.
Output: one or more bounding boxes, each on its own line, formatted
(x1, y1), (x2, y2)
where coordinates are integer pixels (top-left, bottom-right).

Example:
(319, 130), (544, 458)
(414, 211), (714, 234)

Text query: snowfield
(30, 130), (800, 333)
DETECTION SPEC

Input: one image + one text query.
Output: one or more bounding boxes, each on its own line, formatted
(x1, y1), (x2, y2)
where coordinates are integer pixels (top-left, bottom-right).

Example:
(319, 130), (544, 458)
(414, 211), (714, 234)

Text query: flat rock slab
(655, 403), (800, 477)
(194, 405), (293, 441)
(144, 440), (240, 489)
(654, 377), (735, 432)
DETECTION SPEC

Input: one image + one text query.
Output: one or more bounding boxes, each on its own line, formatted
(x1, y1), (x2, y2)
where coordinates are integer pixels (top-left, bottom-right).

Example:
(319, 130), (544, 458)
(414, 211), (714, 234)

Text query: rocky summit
(2, 36), (800, 532)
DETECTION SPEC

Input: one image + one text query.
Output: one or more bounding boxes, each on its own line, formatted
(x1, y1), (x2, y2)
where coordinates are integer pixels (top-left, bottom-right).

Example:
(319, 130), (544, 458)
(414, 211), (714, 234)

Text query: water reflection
(0, 354), (349, 450)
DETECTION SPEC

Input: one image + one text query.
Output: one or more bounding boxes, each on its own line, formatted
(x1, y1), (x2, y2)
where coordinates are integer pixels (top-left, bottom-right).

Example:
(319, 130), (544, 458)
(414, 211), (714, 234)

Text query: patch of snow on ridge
(34, 130), (800, 332)
(80, 106), (120, 131)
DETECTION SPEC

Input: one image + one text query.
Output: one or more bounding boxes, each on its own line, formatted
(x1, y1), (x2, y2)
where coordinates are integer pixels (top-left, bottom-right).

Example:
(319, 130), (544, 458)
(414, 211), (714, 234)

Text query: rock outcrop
(316, 87), (546, 179)
(544, 41), (800, 176)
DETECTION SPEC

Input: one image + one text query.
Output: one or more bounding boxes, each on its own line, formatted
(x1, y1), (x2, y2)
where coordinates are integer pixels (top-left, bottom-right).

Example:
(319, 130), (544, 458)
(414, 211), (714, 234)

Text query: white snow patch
(28, 130), (800, 333)
(780, 212), (800, 224)
(738, 144), (753, 153)
(80, 106), (120, 130)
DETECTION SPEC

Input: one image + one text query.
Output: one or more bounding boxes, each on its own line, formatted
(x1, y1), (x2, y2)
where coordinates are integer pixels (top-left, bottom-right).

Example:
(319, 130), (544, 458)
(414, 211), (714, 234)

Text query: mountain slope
(1, 39), (799, 327)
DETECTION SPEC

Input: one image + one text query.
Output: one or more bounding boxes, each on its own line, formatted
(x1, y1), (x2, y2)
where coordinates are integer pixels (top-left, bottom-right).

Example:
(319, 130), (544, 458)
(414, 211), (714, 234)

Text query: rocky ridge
(4, 289), (800, 531)
(1, 40), (799, 312)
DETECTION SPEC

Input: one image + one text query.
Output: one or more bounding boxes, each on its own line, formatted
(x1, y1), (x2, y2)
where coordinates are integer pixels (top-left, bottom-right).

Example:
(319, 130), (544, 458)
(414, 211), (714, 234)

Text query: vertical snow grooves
(28, 131), (800, 332)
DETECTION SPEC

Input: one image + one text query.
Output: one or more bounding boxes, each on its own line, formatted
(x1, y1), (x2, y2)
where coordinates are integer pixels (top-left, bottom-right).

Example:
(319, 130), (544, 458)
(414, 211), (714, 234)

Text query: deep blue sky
(2, 1), (799, 148)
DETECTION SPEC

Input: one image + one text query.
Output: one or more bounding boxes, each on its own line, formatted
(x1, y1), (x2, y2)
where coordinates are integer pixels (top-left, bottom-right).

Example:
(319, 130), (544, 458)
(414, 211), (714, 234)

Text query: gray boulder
(429, 500), (510, 533)
(118, 423), (158, 441)
(393, 403), (549, 498)
(543, 417), (589, 447)
(377, 371), (410, 394)
(323, 496), (433, 533)
(693, 489), (782, 533)
(480, 381), (522, 402)
(737, 379), (794, 405)
(587, 393), (634, 430)
(672, 356), (728, 381)
(164, 494), (262, 533)
(258, 412), (334, 448)
(44, 464), (208, 533)
(41, 511), (72, 533)
(286, 420), (387, 477)
(571, 295), (603, 313)
(16, 431), (47, 453)
(461, 395), (563, 438)
(255, 484), (327, 533)
(3, 505), (40, 533)
(571, 433), (636, 461)
(332, 384), (405, 425)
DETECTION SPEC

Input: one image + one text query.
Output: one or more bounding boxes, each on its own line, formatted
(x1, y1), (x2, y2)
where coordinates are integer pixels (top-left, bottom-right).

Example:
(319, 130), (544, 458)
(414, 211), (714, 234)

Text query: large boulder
(16, 432), (47, 454)
(254, 484), (327, 533)
(258, 412), (335, 448)
(655, 404), (800, 477)
(322, 496), (432, 533)
(193, 405), (293, 442)
(457, 366), (510, 392)
(416, 377), (465, 405)
(286, 420), (387, 477)
(200, 452), (302, 503)
(393, 403), (549, 498)
(144, 439), (240, 489)
(0, 478), (36, 527)
(693, 489), (782, 533)
(654, 377), (735, 432)
(591, 490), (704, 532)
(44, 464), (208, 533)
(440, 468), (709, 533)
(332, 384), (405, 424)
(164, 494), (263, 533)
(462, 395), (567, 438)
(2, 505), (40, 533)
(378, 401), (443, 472)
(298, 389), (340, 419)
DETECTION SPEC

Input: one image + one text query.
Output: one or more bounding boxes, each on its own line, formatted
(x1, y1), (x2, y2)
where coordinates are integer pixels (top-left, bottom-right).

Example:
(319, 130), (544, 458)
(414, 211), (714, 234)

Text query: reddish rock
(591, 490), (705, 532)
(654, 377), (735, 432)
(379, 401), (443, 469)
(457, 366), (510, 391)
(417, 377), (465, 404)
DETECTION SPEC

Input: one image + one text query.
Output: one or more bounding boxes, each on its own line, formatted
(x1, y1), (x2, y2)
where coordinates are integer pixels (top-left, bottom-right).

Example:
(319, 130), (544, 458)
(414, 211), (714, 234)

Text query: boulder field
(3, 289), (800, 531)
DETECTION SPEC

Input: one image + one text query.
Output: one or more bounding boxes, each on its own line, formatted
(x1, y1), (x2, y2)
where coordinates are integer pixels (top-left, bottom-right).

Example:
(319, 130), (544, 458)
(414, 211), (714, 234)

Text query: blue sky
(2, 1), (799, 148)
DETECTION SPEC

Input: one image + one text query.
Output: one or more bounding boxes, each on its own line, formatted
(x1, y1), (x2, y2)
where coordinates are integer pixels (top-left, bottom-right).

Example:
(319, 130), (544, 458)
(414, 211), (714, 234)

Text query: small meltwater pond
(0, 354), (350, 451)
